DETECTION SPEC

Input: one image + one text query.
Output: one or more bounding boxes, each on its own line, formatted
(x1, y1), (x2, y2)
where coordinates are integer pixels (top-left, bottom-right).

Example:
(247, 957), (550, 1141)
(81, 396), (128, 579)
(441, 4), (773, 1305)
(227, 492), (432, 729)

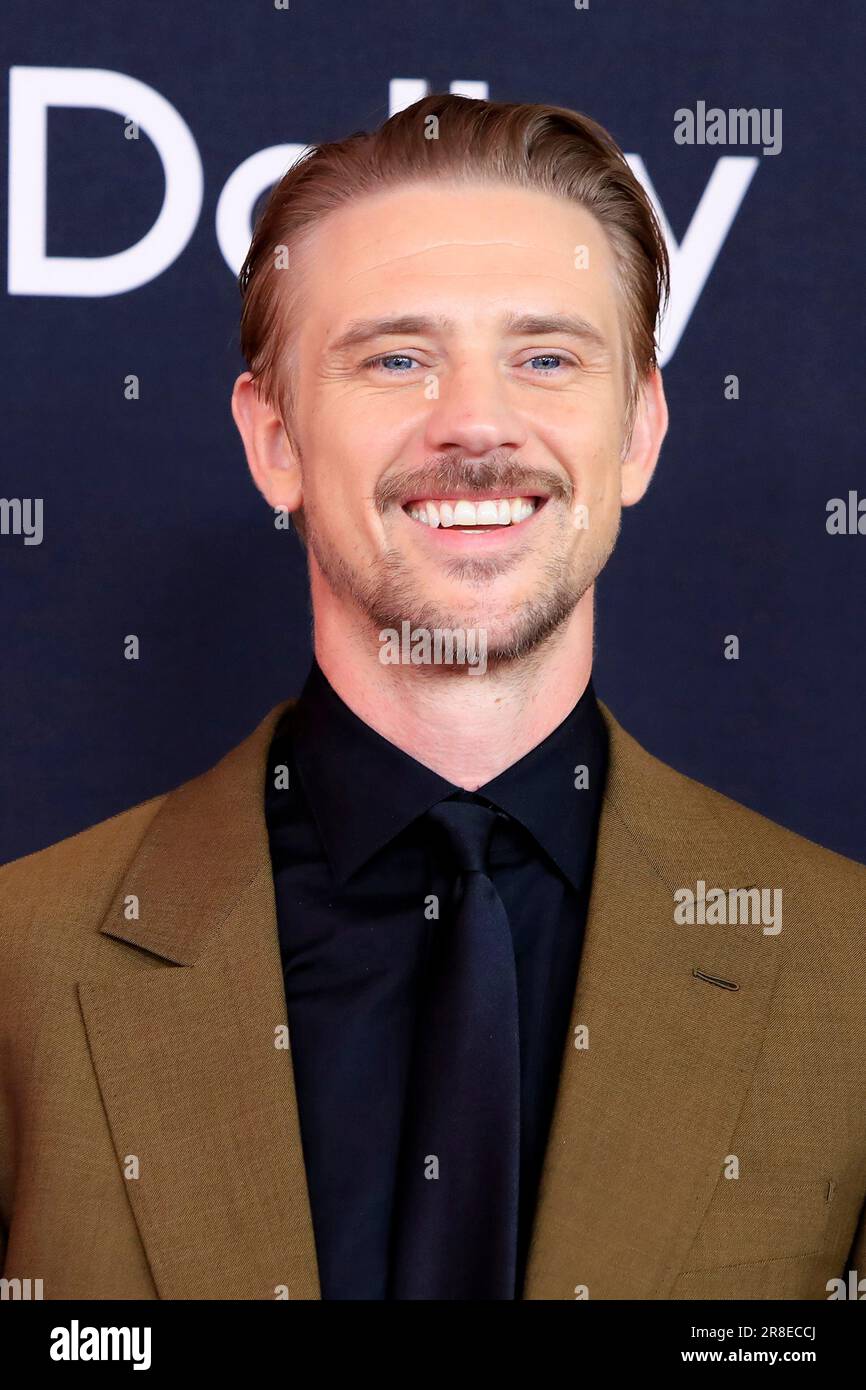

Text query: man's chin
(308, 525), (594, 667)
(368, 595), (580, 675)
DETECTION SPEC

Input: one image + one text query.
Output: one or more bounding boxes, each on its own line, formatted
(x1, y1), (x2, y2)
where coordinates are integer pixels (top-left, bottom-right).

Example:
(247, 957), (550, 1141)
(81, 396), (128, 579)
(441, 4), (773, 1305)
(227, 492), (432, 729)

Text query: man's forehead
(312, 182), (608, 264)
(298, 184), (618, 332)
(341, 237), (602, 282)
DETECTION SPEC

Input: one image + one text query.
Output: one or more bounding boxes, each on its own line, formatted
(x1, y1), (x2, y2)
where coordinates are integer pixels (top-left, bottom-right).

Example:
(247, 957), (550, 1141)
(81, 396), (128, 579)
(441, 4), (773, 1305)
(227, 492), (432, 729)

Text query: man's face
(280, 180), (647, 668)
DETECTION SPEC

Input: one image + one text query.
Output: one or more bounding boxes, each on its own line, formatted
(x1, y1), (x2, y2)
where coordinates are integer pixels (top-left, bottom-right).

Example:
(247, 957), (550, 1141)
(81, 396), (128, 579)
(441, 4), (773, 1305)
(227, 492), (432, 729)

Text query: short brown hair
(239, 93), (669, 490)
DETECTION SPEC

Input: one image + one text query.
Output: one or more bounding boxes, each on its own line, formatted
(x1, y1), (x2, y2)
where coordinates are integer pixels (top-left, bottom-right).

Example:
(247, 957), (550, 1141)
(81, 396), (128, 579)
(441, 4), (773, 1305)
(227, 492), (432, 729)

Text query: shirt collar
(277, 658), (607, 891)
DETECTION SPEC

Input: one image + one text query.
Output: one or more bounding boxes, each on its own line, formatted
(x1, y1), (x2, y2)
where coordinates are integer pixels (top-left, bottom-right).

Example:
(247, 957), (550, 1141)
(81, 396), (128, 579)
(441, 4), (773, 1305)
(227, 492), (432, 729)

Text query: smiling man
(1, 94), (865, 1303)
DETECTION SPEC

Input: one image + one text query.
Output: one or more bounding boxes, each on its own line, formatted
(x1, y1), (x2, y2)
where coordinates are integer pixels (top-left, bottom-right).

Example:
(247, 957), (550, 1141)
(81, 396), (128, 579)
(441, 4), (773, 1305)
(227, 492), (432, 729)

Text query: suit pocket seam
(679, 1247), (824, 1275)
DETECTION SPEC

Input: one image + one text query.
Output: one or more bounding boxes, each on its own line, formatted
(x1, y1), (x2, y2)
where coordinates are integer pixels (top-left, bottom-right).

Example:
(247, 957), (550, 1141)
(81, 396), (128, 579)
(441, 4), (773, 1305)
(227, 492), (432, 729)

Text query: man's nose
(423, 358), (529, 459)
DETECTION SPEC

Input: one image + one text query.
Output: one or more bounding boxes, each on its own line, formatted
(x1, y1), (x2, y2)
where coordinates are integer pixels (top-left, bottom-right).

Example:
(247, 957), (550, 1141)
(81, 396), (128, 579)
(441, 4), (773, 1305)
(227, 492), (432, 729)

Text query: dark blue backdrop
(2, 0), (864, 866)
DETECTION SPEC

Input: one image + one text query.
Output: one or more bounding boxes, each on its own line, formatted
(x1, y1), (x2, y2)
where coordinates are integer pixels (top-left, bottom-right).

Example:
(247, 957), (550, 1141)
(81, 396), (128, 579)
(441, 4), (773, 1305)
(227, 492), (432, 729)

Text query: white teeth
(407, 496), (539, 527)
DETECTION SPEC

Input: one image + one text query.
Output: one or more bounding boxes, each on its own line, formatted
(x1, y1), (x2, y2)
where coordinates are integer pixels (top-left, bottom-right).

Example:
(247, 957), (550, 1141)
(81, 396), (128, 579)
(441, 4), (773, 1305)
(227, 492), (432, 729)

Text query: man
(1, 94), (864, 1301)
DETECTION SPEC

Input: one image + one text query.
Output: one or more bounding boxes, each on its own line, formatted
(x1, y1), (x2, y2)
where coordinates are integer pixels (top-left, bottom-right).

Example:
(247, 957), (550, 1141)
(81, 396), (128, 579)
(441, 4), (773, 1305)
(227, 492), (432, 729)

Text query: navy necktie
(388, 796), (521, 1299)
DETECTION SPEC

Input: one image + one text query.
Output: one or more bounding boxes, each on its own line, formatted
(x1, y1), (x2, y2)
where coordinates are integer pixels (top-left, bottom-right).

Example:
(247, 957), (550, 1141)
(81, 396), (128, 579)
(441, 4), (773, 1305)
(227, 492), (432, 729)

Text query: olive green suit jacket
(1, 698), (865, 1300)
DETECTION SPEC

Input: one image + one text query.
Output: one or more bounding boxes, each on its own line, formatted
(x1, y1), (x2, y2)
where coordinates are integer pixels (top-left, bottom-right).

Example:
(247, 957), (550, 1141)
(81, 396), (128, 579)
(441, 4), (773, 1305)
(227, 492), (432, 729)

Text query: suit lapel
(79, 699), (321, 1299)
(522, 702), (785, 1299)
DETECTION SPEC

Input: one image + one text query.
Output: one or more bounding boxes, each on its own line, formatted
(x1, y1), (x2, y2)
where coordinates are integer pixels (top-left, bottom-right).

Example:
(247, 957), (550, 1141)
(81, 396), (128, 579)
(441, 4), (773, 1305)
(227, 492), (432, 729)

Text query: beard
(304, 495), (621, 676)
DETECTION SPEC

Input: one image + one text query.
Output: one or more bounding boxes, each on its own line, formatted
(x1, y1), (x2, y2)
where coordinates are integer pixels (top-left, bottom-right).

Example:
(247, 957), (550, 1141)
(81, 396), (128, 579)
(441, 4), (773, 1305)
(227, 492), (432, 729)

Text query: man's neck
(309, 588), (596, 791)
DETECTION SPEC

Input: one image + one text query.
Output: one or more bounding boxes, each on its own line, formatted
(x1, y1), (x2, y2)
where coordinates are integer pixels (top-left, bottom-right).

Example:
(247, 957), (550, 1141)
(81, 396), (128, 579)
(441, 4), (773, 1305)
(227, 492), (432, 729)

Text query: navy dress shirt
(264, 659), (608, 1298)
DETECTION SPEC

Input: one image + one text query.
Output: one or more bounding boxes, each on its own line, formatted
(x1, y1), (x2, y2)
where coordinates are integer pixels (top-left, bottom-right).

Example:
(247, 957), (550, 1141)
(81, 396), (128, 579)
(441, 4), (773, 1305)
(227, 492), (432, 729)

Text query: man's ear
(231, 372), (303, 513)
(620, 367), (668, 507)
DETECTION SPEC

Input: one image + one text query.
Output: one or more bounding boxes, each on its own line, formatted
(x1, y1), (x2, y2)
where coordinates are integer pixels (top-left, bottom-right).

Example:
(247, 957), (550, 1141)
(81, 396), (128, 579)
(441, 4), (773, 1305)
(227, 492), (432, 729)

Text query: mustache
(375, 456), (572, 510)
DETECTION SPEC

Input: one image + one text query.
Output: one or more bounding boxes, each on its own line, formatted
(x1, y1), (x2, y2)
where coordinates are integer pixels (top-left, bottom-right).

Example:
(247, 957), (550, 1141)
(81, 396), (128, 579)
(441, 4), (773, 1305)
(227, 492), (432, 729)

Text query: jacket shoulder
(0, 699), (290, 957)
(603, 704), (866, 889)
(675, 761), (863, 885)
(0, 793), (168, 943)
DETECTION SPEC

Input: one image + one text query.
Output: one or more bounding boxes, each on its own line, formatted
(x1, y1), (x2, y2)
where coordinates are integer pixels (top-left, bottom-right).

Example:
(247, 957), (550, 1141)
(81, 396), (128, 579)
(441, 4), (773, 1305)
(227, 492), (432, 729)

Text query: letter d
(8, 66), (203, 295)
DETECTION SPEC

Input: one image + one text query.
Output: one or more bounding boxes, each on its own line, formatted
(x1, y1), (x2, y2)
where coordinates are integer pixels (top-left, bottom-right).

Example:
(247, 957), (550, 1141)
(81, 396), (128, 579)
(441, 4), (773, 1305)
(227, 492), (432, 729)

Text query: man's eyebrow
(327, 316), (439, 355)
(500, 312), (610, 352)
(327, 311), (610, 355)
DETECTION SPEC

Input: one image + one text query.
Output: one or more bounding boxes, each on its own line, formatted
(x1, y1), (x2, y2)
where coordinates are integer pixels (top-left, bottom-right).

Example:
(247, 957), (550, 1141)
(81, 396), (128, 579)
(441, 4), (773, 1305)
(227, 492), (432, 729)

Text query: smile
(402, 494), (548, 533)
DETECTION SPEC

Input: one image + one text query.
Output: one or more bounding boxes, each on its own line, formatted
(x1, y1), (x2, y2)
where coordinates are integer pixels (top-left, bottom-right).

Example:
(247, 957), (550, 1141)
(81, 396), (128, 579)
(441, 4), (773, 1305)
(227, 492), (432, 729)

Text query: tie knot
(425, 797), (500, 875)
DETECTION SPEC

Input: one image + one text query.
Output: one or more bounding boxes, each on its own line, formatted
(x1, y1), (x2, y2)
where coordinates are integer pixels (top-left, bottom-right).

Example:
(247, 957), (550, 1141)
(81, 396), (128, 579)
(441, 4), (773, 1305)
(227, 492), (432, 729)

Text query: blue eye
(526, 354), (566, 372)
(366, 353), (418, 372)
